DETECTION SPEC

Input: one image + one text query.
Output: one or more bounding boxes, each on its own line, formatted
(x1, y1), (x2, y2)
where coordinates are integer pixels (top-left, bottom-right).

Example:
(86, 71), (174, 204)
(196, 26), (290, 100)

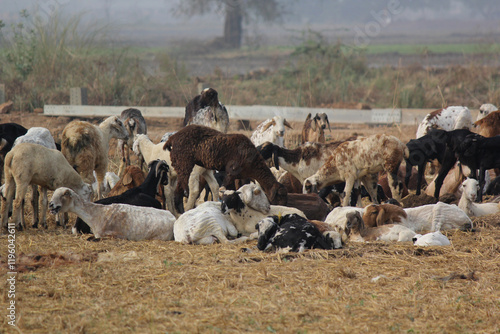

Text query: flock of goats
(1, 87), (500, 253)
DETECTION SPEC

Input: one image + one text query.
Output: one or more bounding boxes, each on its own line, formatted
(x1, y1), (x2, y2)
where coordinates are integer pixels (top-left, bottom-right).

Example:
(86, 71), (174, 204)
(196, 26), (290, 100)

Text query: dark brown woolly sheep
(164, 125), (287, 213)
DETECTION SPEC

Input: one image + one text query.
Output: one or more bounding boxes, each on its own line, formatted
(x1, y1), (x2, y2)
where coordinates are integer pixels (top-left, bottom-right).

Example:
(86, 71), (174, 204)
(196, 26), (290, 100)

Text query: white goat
(173, 201), (248, 244)
(11, 127), (58, 228)
(132, 134), (219, 214)
(221, 183), (305, 237)
(49, 187), (175, 241)
(251, 115), (293, 147)
(61, 116), (129, 199)
(1, 143), (92, 230)
(412, 231), (450, 246)
(458, 178), (500, 217)
(416, 106), (472, 138)
(476, 103), (498, 122)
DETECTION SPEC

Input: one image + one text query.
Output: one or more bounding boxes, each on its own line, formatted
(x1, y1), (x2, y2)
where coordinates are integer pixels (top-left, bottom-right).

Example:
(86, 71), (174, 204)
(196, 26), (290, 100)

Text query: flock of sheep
(1, 87), (499, 252)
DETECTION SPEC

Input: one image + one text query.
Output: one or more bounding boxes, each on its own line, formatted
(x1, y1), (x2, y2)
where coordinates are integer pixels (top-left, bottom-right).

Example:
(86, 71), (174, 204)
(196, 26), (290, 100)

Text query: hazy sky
(1, 0), (499, 46)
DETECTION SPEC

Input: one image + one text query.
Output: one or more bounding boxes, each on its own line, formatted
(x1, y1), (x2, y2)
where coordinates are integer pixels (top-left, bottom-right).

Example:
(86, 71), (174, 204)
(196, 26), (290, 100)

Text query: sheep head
(238, 183), (271, 214)
(49, 187), (77, 214)
(267, 182), (288, 206)
(200, 87), (219, 109)
(345, 211), (364, 235)
(262, 116), (293, 137)
(101, 116), (129, 141)
(460, 178), (479, 202)
(314, 113), (331, 132)
(256, 142), (280, 170)
(363, 204), (406, 227)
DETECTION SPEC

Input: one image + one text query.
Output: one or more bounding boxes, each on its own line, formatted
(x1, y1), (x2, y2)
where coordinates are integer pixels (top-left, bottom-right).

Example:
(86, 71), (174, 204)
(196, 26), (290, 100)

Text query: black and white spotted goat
(255, 213), (341, 253)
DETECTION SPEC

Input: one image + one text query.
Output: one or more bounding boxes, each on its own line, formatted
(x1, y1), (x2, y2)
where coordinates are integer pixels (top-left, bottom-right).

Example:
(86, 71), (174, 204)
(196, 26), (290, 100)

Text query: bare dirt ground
(1, 113), (499, 333)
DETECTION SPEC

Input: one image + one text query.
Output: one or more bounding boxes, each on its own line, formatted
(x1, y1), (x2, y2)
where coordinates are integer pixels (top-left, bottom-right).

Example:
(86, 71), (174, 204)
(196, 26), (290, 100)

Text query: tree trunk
(223, 1), (242, 49)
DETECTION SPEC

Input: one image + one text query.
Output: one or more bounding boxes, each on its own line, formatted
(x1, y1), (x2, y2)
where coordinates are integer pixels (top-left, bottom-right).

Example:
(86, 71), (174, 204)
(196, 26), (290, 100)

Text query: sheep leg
(185, 169), (202, 211)
(40, 187), (48, 229)
(434, 151), (457, 198)
(31, 185), (39, 228)
(416, 163), (426, 196)
(204, 170), (220, 202)
(1, 181), (15, 229)
(478, 167), (486, 202)
(361, 174), (379, 205)
(12, 182), (29, 230)
(387, 171), (402, 201)
(94, 170), (105, 200)
(342, 177), (356, 207)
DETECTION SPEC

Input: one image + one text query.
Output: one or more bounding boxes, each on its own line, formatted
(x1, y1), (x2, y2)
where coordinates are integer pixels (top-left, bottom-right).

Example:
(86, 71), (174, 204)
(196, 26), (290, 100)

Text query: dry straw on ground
(1, 213), (499, 333)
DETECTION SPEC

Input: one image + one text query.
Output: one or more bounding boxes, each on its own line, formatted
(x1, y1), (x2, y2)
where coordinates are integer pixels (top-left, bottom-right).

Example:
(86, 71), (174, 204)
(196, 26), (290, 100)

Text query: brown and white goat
(363, 202), (472, 232)
(107, 165), (146, 197)
(475, 110), (500, 138)
(303, 134), (409, 206)
(345, 210), (415, 242)
(301, 113), (331, 144)
(164, 125), (288, 213)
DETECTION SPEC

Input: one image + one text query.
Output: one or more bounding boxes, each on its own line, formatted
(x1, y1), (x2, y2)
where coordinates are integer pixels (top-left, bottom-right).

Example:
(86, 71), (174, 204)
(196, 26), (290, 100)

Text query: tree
(174, 0), (285, 49)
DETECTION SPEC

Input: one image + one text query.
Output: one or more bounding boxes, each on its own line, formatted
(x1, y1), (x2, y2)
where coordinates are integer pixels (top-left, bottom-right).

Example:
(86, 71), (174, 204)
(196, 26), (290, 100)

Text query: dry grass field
(1, 113), (500, 333)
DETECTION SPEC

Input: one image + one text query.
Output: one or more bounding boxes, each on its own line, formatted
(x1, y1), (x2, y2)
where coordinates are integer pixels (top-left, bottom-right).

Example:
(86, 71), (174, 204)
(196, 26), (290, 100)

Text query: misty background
(2, 0), (499, 48)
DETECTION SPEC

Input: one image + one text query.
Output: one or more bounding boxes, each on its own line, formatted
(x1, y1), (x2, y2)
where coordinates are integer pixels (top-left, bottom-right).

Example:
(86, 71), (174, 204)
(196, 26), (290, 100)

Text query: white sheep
(303, 134), (408, 206)
(61, 116), (129, 199)
(458, 178), (500, 217)
(412, 231), (450, 246)
(476, 103), (498, 122)
(221, 183), (305, 237)
(345, 210), (416, 243)
(363, 202), (473, 233)
(251, 115), (293, 147)
(11, 127), (58, 228)
(173, 201), (248, 244)
(1, 143), (92, 230)
(323, 206), (365, 242)
(416, 106), (472, 138)
(132, 134), (219, 214)
(49, 187), (175, 241)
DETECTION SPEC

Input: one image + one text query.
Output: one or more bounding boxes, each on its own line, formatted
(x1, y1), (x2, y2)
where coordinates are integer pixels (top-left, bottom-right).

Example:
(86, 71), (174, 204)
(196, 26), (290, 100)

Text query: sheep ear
(123, 173), (133, 185)
(310, 118), (317, 131)
(376, 208), (385, 226)
(326, 117), (331, 132)
(253, 188), (261, 196)
(262, 120), (275, 132)
(305, 113), (312, 122)
(284, 119), (293, 129)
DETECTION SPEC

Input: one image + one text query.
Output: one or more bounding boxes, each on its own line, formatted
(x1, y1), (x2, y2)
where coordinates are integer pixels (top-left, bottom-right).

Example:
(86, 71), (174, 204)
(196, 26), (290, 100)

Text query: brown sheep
(107, 165), (146, 197)
(301, 113), (331, 143)
(362, 203), (407, 228)
(475, 110), (500, 137)
(61, 116), (129, 199)
(164, 125), (287, 213)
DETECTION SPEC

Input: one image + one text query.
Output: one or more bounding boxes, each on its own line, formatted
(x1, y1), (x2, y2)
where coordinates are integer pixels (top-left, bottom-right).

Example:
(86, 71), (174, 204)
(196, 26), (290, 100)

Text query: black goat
(405, 133), (447, 195)
(428, 129), (474, 198)
(255, 214), (338, 252)
(455, 134), (500, 202)
(73, 160), (169, 234)
(0, 123), (28, 182)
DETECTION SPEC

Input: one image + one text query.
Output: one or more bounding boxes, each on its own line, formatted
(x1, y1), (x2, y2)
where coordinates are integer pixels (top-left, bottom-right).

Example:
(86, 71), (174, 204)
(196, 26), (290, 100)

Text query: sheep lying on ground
(303, 134), (408, 206)
(133, 133), (219, 214)
(301, 113), (330, 144)
(49, 187), (175, 241)
(344, 211), (416, 243)
(221, 184), (303, 237)
(117, 108), (147, 177)
(412, 231), (450, 246)
(416, 106), (472, 138)
(251, 115), (293, 147)
(184, 88), (229, 133)
(476, 103), (498, 123)
(61, 116), (129, 199)
(173, 201), (249, 245)
(363, 202), (473, 232)
(324, 206), (365, 240)
(255, 214), (340, 253)
(458, 178), (500, 217)
(164, 125), (288, 213)
(1, 143), (92, 230)
(73, 160), (169, 234)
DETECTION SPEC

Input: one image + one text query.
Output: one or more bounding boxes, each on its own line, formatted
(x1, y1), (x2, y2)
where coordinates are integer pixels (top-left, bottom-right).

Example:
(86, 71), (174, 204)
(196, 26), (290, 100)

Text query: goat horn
(327, 117), (331, 132)
(284, 119), (293, 129)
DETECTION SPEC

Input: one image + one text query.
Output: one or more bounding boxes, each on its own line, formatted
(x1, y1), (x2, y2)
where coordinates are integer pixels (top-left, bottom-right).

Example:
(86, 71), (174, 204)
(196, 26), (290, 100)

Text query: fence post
(0, 84), (5, 104)
(70, 87), (88, 105)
